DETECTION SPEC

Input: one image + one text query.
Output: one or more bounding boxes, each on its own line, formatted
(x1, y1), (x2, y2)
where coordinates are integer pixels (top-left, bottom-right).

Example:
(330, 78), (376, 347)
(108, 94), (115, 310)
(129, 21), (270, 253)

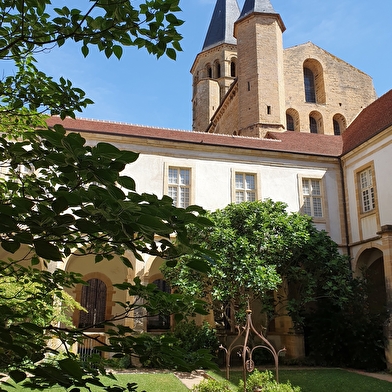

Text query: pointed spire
(202, 0), (240, 51)
(239, 0), (277, 19)
(237, 0), (285, 32)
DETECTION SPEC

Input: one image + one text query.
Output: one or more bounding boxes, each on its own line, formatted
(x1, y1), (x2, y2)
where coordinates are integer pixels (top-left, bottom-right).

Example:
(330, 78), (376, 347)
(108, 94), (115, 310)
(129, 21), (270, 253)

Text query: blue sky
(26, 0), (392, 130)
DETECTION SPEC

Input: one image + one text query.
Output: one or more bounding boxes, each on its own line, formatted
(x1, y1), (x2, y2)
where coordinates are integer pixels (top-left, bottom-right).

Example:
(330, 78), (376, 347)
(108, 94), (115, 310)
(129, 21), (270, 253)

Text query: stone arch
(65, 254), (131, 329)
(72, 272), (114, 329)
(333, 113), (347, 135)
(353, 245), (384, 275)
(309, 111), (324, 134)
(303, 59), (326, 104)
(144, 255), (165, 282)
(286, 108), (300, 131)
(355, 247), (386, 315)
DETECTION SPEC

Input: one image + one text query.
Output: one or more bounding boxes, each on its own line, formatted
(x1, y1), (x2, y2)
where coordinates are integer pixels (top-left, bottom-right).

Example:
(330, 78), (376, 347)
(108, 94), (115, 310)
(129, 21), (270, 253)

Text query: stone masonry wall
(284, 42), (377, 134)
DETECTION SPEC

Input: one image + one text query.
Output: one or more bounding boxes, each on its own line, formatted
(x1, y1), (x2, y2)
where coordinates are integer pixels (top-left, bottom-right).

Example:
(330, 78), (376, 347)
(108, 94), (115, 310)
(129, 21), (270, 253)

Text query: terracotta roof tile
(342, 89), (392, 154)
(46, 117), (342, 157)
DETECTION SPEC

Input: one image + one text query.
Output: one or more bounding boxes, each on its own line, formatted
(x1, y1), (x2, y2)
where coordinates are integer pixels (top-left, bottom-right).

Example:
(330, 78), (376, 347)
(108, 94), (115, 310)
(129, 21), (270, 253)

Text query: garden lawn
(208, 368), (392, 392)
(2, 372), (189, 392)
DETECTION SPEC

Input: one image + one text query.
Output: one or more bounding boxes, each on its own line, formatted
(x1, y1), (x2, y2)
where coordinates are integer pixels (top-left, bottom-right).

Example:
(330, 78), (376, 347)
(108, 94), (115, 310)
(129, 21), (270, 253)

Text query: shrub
(305, 294), (387, 371)
(192, 378), (231, 392)
(173, 320), (220, 362)
(136, 321), (219, 370)
(237, 370), (301, 392)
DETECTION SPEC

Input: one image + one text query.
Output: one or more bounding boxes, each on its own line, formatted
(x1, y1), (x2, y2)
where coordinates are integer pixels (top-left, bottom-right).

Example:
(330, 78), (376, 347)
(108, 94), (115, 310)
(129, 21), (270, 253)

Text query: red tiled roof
(46, 117), (343, 157)
(342, 89), (392, 154)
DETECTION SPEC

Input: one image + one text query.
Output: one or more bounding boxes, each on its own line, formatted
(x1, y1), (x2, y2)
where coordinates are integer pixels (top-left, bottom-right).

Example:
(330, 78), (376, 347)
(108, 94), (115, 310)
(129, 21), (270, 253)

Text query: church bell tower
(191, 0), (240, 133)
(234, 0), (286, 137)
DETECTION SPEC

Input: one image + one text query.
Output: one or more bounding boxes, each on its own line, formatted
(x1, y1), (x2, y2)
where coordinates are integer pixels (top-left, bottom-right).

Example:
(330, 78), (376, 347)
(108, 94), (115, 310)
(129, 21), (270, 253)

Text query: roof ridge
(58, 116), (190, 133)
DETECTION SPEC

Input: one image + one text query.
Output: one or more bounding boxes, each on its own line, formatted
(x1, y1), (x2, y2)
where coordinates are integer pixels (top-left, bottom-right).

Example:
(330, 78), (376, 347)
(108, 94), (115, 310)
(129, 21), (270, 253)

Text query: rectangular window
(168, 167), (191, 208)
(235, 173), (256, 203)
(302, 178), (323, 218)
(360, 168), (375, 213)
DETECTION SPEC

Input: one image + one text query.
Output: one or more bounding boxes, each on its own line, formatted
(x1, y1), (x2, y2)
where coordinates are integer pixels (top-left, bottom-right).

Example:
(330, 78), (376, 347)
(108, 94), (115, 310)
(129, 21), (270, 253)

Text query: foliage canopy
(164, 200), (354, 328)
(0, 1), (217, 390)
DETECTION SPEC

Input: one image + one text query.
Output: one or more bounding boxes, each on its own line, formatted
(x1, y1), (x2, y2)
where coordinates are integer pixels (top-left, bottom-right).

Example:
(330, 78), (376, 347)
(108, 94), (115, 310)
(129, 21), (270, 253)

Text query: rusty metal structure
(219, 307), (286, 391)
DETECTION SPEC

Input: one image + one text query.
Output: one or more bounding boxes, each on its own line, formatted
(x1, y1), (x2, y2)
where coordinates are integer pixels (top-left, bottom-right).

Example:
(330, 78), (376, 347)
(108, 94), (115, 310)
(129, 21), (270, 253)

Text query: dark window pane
(286, 114), (294, 131)
(310, 117), (318, 134)
(304, 68), (316, 103)
(333, 119), (341, 135)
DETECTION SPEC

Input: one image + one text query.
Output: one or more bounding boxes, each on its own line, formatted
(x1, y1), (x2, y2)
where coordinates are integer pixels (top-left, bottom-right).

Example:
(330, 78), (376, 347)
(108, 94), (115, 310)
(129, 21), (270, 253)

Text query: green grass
(3, 369), (392, 391)
(2, 372), (189, 392)
(208, 368), (392, 392)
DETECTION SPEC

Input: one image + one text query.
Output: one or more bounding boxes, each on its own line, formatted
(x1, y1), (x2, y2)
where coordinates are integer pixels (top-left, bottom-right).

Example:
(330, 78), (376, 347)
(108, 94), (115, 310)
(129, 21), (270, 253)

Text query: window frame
(357, 166), (376, 214)
(298, 175), (326, 221)
(164, 164), (193, 208)
(232, 171), (258, 204)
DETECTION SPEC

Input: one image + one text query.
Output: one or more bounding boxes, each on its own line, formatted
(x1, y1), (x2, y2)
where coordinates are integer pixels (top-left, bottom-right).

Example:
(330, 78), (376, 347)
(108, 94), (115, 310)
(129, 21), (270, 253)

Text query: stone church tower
(191, 0), (377, 136)
(191, 0), (240, 133)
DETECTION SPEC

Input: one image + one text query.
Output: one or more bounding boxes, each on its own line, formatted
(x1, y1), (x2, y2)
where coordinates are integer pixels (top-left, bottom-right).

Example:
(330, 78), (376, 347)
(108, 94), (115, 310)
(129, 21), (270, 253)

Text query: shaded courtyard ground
(175, 366), (392, 392)
(3, 368), (392, 391)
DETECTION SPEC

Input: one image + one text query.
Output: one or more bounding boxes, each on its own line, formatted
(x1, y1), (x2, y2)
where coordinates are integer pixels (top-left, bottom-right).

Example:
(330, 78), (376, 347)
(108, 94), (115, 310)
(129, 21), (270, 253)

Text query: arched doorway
(79, 278), (107, 329)
(357, 249), (387, 315)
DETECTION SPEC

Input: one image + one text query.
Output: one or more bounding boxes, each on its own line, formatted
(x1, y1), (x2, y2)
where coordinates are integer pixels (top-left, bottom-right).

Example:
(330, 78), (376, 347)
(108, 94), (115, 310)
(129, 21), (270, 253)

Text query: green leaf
(75, 219), (101, 233)
(113, 45), (123, 59)
(9, 369), (27, 383)
(166, 47), (177, 60)
(81, 45), (89, 57)
(33, 239), (63, 261)
(94, 142), (121, 158)
(137, 215), (170, 232)
(52, 196), (69, 214)
(12, 197), (34, 213)
(117, 175), (136, 191)
(186, 259), (211, 273)
(58, 358), (84, 379)
(1, 240), (20, 253)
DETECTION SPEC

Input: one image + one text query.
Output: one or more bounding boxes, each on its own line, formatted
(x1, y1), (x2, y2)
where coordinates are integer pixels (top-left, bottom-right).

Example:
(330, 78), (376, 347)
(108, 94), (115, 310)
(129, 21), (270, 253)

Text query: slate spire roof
(237, 0), (285, 31)
(202, 0), (240, 51)
(240, 0), (277, 18)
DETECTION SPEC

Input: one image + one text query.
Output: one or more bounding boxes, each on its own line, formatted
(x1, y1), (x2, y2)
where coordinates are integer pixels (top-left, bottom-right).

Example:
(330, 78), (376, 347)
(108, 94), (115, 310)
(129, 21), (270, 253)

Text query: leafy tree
(0, 0), (183, 120)
(163, 200), (354, 330)
(0, 124), (213, 390)
(164, 200), (387, 369)
(0, 1), (216, 390)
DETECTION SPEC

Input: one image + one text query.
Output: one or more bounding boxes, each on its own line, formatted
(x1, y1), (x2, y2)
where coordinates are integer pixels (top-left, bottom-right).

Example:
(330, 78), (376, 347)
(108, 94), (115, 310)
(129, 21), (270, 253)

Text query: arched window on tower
(309, 116), (318, 134)
(286, 114), (295, 131)
(214, 61), (221, 79)
(230, 60), (236, 77)
(333, 114), (346, 135)
(304, 67), (316, 103)
(333, 120), (341, 135)
(79, 278), (107, 329)
(286, 108), (300, 132)
(206, 64), (212, 78)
